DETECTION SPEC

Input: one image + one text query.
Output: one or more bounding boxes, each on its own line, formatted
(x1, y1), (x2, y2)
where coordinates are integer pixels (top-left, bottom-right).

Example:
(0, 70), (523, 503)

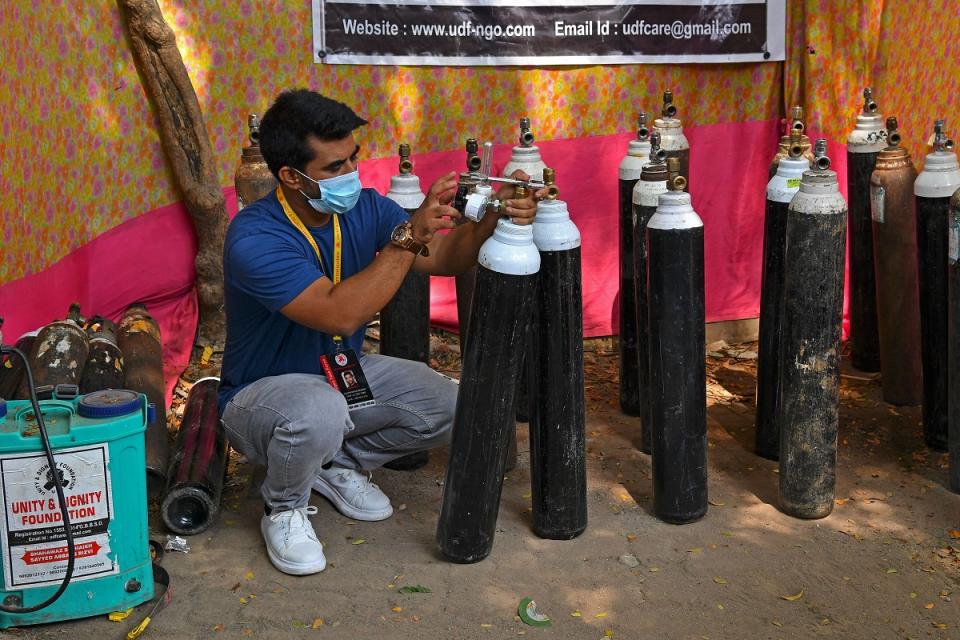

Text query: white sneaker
(313, 466), (394, 521)
(260, 506), (326, 575)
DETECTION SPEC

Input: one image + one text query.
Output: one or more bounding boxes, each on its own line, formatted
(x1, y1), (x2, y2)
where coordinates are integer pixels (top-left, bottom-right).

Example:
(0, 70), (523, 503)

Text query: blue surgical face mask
(294, 168), (362, 215)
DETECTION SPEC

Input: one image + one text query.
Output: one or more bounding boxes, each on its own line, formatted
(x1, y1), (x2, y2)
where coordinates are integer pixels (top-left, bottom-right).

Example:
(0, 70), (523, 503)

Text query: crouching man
(218, 89), (538, 575)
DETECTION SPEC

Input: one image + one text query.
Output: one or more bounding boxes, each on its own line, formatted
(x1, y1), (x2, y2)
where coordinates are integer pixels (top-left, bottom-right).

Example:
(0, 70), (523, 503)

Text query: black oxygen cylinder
(846, 88), (885, 372)
(454, 138), (482, 352)
(382, 144), (431, 472)
(118, 303), (169, 499)
(618, 113), (651, 417)
(161, 377), (229, 535)
(17, 318), (89, 397)
(0, 333), (36, 399)
(647, 159), (707, 524)
(437, 217), (539, 563)
(632, 134), (667, 453)
(755, 141), (810, 461)
(914, 121), (960, 451)
(528, 193), (586, 540)
(79, 317), (125, 393)
(778, 142), (848, 519)
(382, 144), (431, 364)
(948, 191), (960, 492)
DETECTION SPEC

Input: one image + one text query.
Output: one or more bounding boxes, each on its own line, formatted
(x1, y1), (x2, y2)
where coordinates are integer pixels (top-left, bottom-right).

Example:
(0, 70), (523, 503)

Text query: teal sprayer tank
(0, 388), (153, 627)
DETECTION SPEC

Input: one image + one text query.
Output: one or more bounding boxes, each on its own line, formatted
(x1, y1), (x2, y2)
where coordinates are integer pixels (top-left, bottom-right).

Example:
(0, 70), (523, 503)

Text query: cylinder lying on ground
(632, 132), (668, 453)
(0, 332), (37, 400)
(118, 303), (169, 499)
(778, 140), (847, 519)
(847, 88), (886, 372)
(528, 175), (587, 540)
(79, 317), (125, 394)
(914, 120), (960, 451)
(871, 117), (923, 406)
(436, 214), (539, 563)
(161, 377), (229, 536)
(755, 133), (810, 461)
(618, 112), (652, 418)
(17, 317), (89, 398)
(647, 158), (707, 524)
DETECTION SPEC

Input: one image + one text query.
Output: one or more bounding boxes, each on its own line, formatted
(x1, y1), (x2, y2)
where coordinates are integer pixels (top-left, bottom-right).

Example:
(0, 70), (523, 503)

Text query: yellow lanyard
(277, 187), (344, 344)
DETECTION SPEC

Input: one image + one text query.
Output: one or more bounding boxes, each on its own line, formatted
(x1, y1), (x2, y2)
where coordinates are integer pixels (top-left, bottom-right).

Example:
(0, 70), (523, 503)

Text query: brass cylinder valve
(666, 157), (687, 191)
(813, 138), (831, 170)
(886, 117), (901, 147)
(662, 90), (678, 118)
(637, 112), (650, 141)
(398, 143), (413, 175)
(466, 138), (481, 171)
(788, 128), (804, 158)
(541, 167), (560, 200)
(863, 87), (878, 114)
(519, 117), (535, 147)
(649, 131), (667, 163)
(790, 105), (805, 135)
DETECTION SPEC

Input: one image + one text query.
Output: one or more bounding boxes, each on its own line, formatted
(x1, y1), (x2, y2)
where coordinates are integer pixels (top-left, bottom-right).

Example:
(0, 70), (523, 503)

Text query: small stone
(619, 554), (640, 568)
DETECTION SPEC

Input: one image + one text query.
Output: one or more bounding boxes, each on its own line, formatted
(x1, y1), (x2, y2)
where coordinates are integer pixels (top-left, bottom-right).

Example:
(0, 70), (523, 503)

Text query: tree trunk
(118, 0), (228, 349)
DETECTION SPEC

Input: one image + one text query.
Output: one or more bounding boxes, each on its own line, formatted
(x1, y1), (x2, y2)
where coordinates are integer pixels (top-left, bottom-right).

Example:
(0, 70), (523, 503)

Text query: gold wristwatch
(390, 221), (429, 256)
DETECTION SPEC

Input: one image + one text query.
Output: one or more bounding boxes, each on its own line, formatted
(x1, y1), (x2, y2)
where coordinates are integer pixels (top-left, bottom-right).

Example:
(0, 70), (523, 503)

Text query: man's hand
(497, 169), (546, 226)
(410, 171), (461, 244)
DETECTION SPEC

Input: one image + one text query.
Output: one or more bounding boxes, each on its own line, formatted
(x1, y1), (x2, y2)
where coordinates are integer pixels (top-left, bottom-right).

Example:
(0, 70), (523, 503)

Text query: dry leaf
(312, 618), (325, 628)
(707, 499), (725, 507)
(886, 568), (898, 574)
(242, 630), (253, 637)
(570, 611), (582, 618)
(771, 620), (783, 627)
(713, 577), (727, 585)
(779, 589), (804, 601)
(626, 534), (637, 542)
(213, 624), (224, 632)
(352, 539), (366, 545)
(230, 582), (241, 592)
(649, 567), (659, 573)
(480, 623), (492, 628)
(595, 612), (608, 618)
(932, 622), (947, 630)
(239, 597), (248, 604)
(925, 603), (935, 610)
(948, 529), (960, 539)
(688, 547), (703, 554)
(244, 571), (254, 581)
(391, 606), (402, 613)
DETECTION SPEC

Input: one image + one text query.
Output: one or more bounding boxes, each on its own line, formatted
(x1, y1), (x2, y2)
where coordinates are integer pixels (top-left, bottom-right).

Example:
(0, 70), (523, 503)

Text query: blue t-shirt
(218, 188), (409, 413)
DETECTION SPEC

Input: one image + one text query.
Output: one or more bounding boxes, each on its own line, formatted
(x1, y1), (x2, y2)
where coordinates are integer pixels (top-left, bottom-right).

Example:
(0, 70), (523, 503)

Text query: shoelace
(270, 506), (319, 546)
(336, 470), (380, 498)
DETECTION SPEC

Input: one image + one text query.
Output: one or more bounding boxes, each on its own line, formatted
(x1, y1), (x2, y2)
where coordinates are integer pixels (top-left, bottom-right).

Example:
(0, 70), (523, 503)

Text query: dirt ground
(8, 332), (960, 639)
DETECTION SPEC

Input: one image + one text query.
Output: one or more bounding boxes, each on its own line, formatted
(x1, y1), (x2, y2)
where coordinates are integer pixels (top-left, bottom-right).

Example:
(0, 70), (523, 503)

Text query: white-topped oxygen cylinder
(653, 91), (691, 191)
(646, 157), (706, 525)
(914, 120), (960, 452)
(382, 143), (431, 370)
(503, 117), (547, 179)
(437, 184), (540, 563)
(846, 88), (886, 373)
(527, 171), (586, 540)
(755, 133), (811, 461)
(630, 132), (668, 453)
(779, 139), (848, 519)
(618, 112), (652, 417)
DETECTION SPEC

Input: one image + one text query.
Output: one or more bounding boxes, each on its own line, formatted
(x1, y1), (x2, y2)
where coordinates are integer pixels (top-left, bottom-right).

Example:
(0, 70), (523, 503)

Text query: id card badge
(319, 349), (375, 410)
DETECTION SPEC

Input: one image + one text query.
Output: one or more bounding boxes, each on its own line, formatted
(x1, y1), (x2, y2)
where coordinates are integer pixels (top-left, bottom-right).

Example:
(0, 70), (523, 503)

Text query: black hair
(259, 89), (368, 179)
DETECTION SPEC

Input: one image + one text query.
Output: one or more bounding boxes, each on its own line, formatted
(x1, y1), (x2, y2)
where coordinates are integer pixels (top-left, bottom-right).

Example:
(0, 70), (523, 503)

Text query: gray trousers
(222, 354), (457, 511)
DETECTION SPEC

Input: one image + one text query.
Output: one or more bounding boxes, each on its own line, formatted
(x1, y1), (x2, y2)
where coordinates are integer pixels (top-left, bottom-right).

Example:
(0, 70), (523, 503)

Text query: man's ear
(277, 166), (302, 190)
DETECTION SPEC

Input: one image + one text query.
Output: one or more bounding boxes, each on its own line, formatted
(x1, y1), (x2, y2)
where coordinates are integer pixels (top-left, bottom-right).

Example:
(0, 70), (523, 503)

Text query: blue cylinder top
(77, 389), (141, 420)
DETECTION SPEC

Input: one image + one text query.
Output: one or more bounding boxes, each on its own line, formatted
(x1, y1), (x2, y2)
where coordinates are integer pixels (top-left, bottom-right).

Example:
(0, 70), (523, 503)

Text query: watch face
(392, 224), (408, 243)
